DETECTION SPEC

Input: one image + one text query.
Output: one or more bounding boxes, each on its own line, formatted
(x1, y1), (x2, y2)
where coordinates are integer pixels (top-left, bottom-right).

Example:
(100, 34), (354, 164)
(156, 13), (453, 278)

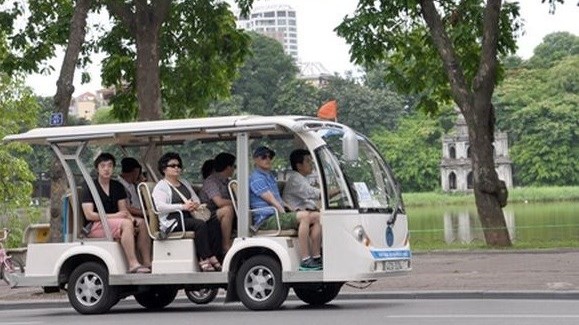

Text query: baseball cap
(253, 146), (276, 158)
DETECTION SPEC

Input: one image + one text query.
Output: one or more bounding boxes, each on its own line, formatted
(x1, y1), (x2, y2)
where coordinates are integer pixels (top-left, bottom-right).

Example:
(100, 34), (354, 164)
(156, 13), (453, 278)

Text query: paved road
(2, 250), (579, 305)
(2, 299), (579, 325)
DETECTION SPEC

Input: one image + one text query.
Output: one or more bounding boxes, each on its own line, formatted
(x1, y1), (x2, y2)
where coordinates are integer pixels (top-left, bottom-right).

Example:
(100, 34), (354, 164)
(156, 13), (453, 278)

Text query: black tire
(67, 262), (118, 314)
(293, 282), (343, 306)
(134, 285), (178, 310)
(185, 287), (219, 305)
(235, 255), (288, 311)
(1, 256), (24, 286)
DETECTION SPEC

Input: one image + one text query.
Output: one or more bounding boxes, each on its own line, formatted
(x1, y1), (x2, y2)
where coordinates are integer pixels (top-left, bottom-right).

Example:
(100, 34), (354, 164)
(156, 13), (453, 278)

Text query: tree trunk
(420, 0), (511, 247)
(49, 0), (92, 242)
(462, 101), (511, 247)
(135, 8), (163, 121)
(135, 30), (162, 121)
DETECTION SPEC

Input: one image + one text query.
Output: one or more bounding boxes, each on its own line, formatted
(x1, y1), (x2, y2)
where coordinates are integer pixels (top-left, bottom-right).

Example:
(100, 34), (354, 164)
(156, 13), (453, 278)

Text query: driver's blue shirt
(249, 168), (281, 226)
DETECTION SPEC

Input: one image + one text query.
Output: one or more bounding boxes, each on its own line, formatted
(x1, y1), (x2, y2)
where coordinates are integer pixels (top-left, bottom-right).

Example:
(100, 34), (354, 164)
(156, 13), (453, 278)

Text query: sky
(25, 0), (579, 97)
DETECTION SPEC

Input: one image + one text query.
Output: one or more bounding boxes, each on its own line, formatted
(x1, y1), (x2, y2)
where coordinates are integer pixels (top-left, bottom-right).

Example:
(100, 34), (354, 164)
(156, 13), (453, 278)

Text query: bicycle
(0, 228), (25, 286)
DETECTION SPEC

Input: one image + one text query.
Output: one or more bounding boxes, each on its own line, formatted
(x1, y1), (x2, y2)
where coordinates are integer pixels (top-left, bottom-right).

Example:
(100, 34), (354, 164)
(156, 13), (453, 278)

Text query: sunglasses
(166, 164), (182, 169)
(259, 154), (273, 160)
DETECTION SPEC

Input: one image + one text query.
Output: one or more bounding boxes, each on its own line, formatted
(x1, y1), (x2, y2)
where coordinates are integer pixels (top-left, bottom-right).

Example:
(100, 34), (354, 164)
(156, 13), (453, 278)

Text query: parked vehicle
(3, 115), (411, 314)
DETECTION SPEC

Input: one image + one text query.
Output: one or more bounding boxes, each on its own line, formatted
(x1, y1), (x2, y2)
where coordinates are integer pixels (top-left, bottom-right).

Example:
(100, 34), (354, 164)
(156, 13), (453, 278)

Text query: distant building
(233, 0), (299, 60)
(69, 92), (97, 120)
(297, 61), (332, 88)
(440, 111), (513, 192)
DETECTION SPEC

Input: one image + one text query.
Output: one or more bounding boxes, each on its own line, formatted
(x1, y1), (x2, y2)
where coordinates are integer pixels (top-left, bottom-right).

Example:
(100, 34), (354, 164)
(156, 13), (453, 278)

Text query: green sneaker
(299, 257), (322, 271)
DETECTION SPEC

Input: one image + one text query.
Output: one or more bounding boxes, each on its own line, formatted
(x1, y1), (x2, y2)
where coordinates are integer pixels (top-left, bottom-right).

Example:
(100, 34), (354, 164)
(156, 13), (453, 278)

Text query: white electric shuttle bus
(3, 115), (411, 314)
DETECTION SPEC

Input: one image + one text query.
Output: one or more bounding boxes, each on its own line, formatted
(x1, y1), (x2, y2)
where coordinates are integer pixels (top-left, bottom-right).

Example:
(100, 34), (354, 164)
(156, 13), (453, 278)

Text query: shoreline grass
(403, 186), (579, 207)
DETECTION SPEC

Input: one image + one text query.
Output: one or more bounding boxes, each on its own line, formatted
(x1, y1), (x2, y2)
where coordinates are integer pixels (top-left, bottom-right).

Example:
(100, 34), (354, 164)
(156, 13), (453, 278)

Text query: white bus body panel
(223, 237), (300, 273)
(323, 211), (411, 281)
(152, 239), (197, 274)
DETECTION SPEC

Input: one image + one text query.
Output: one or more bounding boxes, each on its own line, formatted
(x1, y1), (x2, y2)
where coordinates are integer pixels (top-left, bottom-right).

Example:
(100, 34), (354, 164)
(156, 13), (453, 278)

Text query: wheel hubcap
(75, 271), (104, 306)
(244, 265), (274, 301)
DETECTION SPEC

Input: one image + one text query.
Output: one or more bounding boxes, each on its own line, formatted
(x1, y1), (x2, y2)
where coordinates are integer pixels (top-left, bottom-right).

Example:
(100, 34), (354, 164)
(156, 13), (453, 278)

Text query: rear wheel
(293, 282), (343, 306)
(134, 285), (178, 310)
(67, 262), (118, 314)
(185, 287), (219, 304)
(236, 255), (288, 310)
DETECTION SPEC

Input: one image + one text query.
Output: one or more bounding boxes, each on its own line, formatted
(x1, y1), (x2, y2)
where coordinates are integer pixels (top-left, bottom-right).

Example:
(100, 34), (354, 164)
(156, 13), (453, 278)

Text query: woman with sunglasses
(152, 152), (223, 272)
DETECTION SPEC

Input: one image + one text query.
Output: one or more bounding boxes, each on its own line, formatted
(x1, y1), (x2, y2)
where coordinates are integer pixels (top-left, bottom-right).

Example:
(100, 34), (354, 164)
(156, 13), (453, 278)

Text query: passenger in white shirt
(282, 149), (320, 211)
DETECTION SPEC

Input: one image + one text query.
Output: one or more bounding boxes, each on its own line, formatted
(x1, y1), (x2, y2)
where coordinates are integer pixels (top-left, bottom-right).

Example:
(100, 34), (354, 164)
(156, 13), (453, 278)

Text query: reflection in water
(442, 210), (515, 244)
(410, 202), (579, 245)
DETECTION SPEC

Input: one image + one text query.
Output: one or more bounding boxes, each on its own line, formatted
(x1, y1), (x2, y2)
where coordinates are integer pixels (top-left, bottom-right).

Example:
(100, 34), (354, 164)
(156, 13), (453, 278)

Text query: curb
(2, 291), (579, 311)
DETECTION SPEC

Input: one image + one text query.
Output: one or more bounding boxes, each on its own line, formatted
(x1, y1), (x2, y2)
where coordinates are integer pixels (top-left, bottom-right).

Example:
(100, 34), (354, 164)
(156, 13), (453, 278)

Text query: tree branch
(54, 0), (93, 118)
(153, 0), (172, 23)
(105, 0), (136, 35)
(419, 0), (471, 109)
(473, 0), (502, 98)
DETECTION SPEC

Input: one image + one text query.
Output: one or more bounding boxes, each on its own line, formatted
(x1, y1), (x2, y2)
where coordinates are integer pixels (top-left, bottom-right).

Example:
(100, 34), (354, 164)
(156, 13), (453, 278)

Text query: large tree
(0, 0), (252, 121)
(495, 52), (579, 186)
(371, 111), (448, 192)
(336, 0), (530, 247)
(0, 74), (39, 218)
(0, 0), (254, 240)
(231, 32), (299, 116)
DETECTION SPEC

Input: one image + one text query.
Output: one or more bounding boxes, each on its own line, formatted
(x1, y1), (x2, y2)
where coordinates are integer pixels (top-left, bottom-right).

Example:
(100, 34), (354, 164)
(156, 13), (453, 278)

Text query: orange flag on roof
(317, 100), (337, 121)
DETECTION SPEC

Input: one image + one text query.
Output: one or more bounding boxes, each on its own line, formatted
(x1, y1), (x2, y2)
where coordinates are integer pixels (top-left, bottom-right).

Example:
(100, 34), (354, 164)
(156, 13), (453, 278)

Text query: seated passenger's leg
(295, 211), (312, 260)
(309, 212), (322, 258)
(179, 218), (215, 271)
(135, 219), (152, 267)
(217, 205), (234, 252)
(206, 217), (223, 260)
(117, 218), (142, 271)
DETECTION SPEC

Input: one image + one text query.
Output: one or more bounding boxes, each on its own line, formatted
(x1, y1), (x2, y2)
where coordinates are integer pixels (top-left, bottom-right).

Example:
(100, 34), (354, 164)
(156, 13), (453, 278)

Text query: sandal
(128, 265), (151, 273)
(199, 259), (216, 272)
(208, 256), (222, 271)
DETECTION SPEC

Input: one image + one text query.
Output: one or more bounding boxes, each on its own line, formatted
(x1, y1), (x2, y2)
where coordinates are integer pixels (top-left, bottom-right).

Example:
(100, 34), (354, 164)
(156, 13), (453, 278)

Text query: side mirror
(342, 127), (359, 162)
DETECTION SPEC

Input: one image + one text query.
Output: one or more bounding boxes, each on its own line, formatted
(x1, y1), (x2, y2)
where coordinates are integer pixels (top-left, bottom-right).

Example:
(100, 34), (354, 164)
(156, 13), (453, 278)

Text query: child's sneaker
(299, 257), (322, 271)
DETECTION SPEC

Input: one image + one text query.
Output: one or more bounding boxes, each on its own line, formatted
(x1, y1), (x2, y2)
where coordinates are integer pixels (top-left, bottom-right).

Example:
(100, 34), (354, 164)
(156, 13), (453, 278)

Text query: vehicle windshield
(317, 128), (401, 211)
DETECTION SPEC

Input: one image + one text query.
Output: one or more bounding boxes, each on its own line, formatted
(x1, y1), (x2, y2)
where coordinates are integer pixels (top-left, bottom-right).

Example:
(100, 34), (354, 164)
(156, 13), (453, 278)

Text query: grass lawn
(403, 186), (579, 207)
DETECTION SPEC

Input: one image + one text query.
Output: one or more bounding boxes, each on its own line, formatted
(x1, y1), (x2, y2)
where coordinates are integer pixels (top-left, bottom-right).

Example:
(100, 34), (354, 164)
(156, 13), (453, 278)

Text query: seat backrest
(137, 182), (159, 239)
(63, 187), (87, 240)
(228, 180), (239, 217)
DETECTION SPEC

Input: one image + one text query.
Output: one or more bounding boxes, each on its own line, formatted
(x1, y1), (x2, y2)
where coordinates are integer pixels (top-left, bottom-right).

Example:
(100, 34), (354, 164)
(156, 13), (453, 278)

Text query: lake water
(408, 201), (579, 246)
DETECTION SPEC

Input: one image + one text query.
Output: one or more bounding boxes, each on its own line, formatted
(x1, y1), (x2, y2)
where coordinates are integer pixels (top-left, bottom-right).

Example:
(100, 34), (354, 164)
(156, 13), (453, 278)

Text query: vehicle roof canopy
(3, 115), (344, 147)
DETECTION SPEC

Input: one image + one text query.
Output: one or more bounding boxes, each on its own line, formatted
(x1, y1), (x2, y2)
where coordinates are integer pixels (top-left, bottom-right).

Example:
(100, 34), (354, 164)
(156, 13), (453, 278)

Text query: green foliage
(495, 52), (579, 186)
(100, 1), (251, 120)
(318, 76), (407, 135)
(371, 112), (443, 192)
(91, 106), (120, 124)
(526, 32), (579, 68)
(335, 0), (521, 114)
(271, 79), (320, 116)
(403, 186), (579, 207)
(1, 0), (254, 120)
(231, 32), (298, 116)
(2, 208), (43, 249)
(0, 73), (39, 214)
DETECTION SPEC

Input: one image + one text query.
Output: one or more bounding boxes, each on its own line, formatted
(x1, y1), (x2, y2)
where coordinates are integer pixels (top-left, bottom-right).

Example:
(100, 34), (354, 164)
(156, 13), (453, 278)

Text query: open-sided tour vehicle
(3, 115), (411, 314)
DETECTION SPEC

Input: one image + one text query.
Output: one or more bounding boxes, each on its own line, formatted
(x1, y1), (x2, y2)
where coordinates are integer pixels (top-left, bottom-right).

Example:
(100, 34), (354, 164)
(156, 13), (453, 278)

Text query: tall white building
(233, 1), (299, 60)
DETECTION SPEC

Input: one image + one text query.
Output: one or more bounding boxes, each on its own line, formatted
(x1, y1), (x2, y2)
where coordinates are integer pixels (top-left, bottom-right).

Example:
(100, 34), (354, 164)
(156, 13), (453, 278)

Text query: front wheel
(67, 262), (118, 314)
(293, 282), (343, 306)
(134, 285), (178, 310)
(185, 287), (219, 304)
(236, 255), (288, 310)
